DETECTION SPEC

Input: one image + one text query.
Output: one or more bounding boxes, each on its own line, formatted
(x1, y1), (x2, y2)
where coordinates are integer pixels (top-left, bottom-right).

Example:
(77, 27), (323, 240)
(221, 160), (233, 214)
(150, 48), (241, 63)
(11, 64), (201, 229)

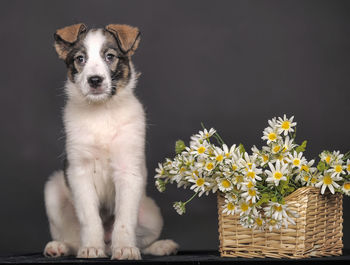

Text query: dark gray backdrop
(0, 0), (349, 255)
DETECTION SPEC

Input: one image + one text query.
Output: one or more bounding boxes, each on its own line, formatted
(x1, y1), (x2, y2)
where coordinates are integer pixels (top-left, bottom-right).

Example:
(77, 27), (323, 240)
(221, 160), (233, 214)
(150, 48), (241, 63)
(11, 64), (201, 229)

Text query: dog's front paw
(111, 246), (141, 260)
(44, 241), (69, 257)
(77, 247), (106, 258)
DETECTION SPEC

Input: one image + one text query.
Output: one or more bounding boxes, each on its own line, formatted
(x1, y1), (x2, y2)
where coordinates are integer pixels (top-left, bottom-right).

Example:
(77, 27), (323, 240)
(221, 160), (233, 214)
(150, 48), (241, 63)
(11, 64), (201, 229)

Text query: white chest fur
(63, 87), (146, 210)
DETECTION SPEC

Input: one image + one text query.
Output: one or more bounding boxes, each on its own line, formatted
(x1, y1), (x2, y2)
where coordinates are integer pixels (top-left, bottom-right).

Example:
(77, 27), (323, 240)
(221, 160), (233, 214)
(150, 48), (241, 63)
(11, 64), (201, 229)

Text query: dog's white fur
(44, 29), (178, 260)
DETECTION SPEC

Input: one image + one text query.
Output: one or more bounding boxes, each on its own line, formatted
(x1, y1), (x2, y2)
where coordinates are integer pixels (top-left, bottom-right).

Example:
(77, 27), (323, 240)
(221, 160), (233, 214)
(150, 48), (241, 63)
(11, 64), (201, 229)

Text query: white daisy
(252, 214), (265, 231)
(232, 173), (245, 190)
(213, 147), (225, 164)
(264, 202), (287, 221)
(155, 162), (167, 179)
(262, 126), (280, 145)
(329, 162), (345, 178)
(287, 151), (307, 169)
(194, 128), (216, 141)
(241, 181), (260, 203)
(204, 160), (216, 172)
(341, 182), (350, 195)
(281, 136), (296, 153)
(237, 200), (252, 216)
(224, 192), (238, 203)
(265, 160), (288, 186)
(217, 177), (234, 192)
(240, 214), (255, 229)
(173, 201), (186, 215)
(222, 199), (237, 215)
(332, 150), (344, 163)
(315, 173), (342, 194)
(346, 159), (350, 174)
(190, 140), (210, 157)
(300, 159), (316, 173)
(266, 218), (282, 231)
(188, 173), (210, 193)
(244, 163), (263, 183)
(320, 151), (334, 165)
(277, 115), (297, 136)
(223, 144), (237, 159)
(267, 117), (278, 130)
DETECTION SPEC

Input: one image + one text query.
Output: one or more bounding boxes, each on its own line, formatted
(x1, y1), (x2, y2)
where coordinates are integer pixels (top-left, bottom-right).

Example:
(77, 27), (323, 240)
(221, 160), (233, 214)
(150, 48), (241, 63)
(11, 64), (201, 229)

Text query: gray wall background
(0, 0), (349, 255)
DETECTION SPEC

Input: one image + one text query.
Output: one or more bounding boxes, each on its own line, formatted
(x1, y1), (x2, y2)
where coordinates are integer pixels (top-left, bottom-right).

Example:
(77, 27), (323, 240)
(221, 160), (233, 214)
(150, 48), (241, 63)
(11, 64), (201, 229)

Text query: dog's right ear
(54, 23), (87, 60)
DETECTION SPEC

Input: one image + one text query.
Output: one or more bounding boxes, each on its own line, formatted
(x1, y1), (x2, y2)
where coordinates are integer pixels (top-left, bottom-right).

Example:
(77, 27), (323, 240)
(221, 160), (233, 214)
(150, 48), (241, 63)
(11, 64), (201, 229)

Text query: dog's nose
(88, 75), (104, 88)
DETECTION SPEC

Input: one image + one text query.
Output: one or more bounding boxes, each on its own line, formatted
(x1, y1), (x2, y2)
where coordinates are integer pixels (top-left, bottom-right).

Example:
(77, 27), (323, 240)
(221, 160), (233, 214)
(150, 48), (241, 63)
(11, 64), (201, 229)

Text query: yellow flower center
(216, 155), (224, 162)
(274, 205), (283, 212)
(247, 163), (252, 169)
(344, 183), (350, 190)
(221, 179), (231, 188)
(301, 165), (309, 172)
(232, 164), (238, 171)
(196, 178), (205, 186)
(311, 177), (317, 184)
(277, 154), (284, 161)
(323, 175), (332, 185)
(273, 145), (281, 153)
(281, 121), (290, 130)
(263, 155), (269, 162)
(347, 164), (350, 171)
(247, 181), (254, 189)
(274, 171), (283, 180)
(293, 159), (300, 166)
(198, 146), (206, 154)
(241, 203), (249, 212)
(325, 156), (331, 164)
(180, 167), (186, 173)
(206, 162), (214, 170)
(247, 171), (256, 179)
(334, 165), (342, 173)
(225, 153), (230, 158)
(268, 132), (277, 141)
(236, 175), (244, 183)
(256, 218), (263, 226)
(303, 175), (309, 182)
(248, 189), (256, 196)
(269, 219), (277, 225)
(227, 202), (235, 210)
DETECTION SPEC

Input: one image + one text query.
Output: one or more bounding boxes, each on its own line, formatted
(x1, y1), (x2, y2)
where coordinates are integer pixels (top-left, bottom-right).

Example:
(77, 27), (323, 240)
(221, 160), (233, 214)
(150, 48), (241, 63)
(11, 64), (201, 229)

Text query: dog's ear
(105, 24), (141, 56)
(54, 23), (87, 60)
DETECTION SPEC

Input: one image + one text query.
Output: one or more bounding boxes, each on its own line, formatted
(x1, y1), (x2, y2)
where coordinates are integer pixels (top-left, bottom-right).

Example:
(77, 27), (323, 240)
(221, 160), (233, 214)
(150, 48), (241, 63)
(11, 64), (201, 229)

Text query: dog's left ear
(105, 24), (141, 56)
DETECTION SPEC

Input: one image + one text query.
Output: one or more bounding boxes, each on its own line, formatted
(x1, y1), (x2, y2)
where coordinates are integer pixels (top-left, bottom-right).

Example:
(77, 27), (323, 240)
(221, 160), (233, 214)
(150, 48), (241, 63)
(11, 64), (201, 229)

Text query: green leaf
(256, 194), (270, 206)
(317, 161), (326, 172)
(271, 196), (277, 202)
(238, 143), (245, 155)
(175, 140), (186, 154)
(296, 140), (307, 153)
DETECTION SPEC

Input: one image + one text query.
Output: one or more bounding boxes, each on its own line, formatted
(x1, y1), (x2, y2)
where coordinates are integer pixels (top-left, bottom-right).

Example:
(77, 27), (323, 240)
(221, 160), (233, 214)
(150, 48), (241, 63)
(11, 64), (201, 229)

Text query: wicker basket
(217, 186), (343, 259)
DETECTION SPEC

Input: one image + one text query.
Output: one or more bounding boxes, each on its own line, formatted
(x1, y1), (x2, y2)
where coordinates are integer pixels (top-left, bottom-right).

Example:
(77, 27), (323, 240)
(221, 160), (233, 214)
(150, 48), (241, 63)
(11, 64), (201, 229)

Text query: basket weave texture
(217, 186), (343, 259)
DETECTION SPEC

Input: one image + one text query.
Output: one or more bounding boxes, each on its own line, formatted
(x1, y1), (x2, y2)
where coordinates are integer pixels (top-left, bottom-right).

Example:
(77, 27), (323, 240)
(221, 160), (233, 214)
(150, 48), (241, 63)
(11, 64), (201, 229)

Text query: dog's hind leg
(43, 171), (80, 257)
(136, 196), (179, 256)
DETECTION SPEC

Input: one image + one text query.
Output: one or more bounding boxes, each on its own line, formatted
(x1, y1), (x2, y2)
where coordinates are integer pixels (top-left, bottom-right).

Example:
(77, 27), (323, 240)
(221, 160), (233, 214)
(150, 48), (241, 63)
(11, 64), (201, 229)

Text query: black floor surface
(1, 250), (350, 264)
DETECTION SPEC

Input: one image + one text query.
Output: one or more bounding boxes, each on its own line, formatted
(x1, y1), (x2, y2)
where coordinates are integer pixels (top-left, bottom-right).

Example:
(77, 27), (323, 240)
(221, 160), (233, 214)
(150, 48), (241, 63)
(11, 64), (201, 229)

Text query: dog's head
(54, 23), (140, 102)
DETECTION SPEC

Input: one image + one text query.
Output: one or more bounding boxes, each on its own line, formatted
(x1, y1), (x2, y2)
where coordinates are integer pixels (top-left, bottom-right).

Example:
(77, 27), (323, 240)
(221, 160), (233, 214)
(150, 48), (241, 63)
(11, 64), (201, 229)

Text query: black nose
(88, 75), (103, 88)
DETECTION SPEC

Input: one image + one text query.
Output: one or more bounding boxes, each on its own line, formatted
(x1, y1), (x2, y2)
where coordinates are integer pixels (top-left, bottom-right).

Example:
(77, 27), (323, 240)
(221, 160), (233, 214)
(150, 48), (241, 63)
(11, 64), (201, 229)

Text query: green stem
(184, 191), (199, 205)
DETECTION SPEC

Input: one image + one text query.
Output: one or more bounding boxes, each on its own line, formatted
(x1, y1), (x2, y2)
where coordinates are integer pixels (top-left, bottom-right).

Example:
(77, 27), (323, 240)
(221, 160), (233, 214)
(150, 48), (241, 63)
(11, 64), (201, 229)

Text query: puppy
(43, 23), (178, 260)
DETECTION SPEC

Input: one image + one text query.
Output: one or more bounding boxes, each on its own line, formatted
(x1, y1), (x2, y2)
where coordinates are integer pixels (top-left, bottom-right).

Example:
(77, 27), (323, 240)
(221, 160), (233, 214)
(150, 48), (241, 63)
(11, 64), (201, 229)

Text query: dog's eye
(105, 53), (115, 62)
(75, 55), (86, 64)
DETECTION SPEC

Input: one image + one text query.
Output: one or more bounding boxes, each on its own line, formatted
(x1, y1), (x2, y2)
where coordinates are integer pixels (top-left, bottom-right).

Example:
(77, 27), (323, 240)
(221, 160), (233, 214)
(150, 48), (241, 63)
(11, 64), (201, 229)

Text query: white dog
(43, 23), (178, 260)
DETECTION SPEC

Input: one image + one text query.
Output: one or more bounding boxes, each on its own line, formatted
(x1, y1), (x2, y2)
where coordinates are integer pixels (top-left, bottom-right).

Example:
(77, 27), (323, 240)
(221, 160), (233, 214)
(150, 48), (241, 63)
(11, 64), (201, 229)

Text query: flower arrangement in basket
(154, 115), (349, 258)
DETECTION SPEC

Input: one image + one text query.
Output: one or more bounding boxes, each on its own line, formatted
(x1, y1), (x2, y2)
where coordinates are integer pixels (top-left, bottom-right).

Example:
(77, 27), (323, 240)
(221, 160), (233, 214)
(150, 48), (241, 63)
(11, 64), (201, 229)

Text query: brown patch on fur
(105, 24), (140, 56)
(54, 23), (87, 60)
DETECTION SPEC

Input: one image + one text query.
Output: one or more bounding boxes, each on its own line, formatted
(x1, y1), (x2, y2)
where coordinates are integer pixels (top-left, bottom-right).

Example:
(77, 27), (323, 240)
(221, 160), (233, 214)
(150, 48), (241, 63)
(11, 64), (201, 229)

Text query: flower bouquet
(154, 115), (349, 258)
